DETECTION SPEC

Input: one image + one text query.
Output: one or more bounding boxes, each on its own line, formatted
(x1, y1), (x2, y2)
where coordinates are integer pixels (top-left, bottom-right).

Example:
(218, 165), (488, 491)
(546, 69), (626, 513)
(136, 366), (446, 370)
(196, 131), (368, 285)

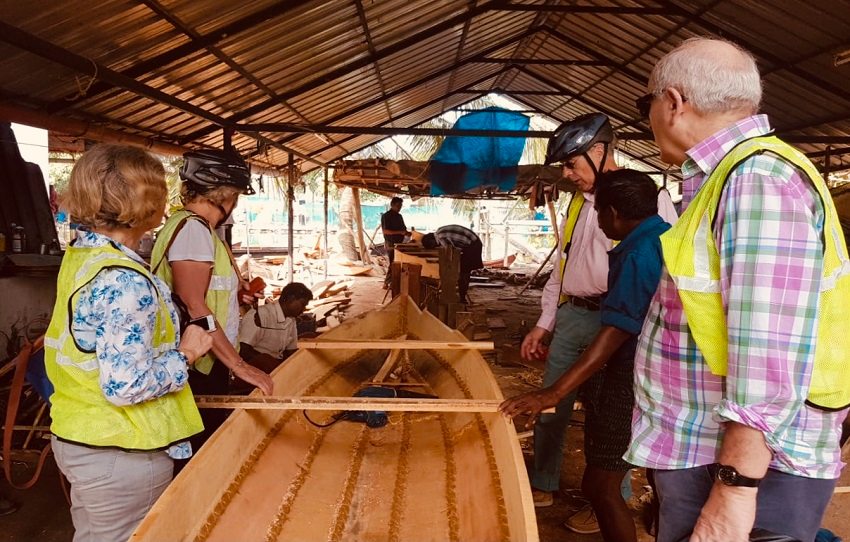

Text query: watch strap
(708, 463), (762, 488)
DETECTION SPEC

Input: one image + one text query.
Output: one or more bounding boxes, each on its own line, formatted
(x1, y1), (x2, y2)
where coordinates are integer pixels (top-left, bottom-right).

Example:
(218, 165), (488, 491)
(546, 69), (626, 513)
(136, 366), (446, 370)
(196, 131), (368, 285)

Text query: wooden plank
(307, 293), (351, 308)
(835, 486), (850, 494)
(195, 395), (553, 414)
(394, 249), (439, 279)
(363, 381), (427, 387)
(487, 317), (507, 329)
(400, 263), (421, 303)
(372, 350), (403, 382)
(298, 339), (494, 350)
(373, 334), (407, 382)
(310, 280), (335, 298)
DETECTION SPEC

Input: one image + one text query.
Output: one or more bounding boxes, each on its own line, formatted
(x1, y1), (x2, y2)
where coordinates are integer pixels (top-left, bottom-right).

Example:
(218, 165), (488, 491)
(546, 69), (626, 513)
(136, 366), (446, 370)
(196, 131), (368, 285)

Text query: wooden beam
(182, 0), (505, 143)
(298, 339), (494, 350)
(373, 349), (404, 383)
(372, 334), (407, 382)
(400, 263), (422, 303)
(195, 395), (549, 413)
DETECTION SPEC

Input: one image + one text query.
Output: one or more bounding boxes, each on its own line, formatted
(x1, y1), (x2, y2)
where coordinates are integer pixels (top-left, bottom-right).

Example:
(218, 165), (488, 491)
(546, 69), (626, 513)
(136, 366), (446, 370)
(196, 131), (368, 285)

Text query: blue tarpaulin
(428, 107), (529, 196)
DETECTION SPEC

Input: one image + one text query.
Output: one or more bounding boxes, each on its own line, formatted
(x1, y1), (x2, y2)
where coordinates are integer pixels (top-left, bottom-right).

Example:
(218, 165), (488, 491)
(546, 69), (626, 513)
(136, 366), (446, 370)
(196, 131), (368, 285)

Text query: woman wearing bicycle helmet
(151, 149), (273, 456)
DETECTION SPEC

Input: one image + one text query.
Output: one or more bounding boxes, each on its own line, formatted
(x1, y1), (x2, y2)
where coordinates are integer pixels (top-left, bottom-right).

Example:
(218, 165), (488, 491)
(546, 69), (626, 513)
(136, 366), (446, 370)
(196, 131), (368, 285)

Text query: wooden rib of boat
(130, 295), (538, 542)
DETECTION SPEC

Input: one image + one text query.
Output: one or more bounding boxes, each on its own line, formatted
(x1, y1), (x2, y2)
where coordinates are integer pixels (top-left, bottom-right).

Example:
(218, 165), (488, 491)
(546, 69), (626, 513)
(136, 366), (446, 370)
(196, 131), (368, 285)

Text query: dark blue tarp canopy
(428, 107), (529, 196)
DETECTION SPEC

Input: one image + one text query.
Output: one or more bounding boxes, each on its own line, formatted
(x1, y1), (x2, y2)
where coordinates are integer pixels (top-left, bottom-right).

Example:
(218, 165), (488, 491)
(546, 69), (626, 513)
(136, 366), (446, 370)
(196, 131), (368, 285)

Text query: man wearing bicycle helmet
(519, 114), (677, 526)
(151, 149), (274, 456)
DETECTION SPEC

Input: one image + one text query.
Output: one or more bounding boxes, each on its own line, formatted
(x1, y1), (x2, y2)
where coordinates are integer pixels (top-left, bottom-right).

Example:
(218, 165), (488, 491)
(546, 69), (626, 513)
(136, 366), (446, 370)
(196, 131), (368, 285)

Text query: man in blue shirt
(501, 169), (671, 542)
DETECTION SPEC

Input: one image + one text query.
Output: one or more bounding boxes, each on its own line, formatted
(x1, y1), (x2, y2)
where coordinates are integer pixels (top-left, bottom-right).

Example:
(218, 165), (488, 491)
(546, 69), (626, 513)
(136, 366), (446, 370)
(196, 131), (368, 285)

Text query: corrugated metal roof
(1, 0), (849, 177)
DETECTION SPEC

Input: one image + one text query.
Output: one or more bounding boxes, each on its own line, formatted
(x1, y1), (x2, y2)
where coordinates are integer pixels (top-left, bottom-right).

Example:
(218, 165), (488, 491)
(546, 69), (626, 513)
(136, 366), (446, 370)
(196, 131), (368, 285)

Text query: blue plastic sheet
(429, 107), (529, 196)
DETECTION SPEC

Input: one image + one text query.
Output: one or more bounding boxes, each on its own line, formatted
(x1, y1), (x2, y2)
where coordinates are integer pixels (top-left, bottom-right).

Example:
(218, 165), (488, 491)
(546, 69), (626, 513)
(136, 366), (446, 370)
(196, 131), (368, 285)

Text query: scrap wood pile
(307, 279), (355, 330)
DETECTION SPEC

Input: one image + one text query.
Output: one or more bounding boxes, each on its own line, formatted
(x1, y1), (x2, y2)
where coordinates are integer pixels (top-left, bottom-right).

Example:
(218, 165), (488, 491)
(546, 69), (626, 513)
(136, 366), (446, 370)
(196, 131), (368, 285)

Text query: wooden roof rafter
(46, 0), (316, 114)
(554, 0), (722, 114)
(248, 29), (540, 159)
(181, 0), (506, 144)
(137, 0), (351, 158)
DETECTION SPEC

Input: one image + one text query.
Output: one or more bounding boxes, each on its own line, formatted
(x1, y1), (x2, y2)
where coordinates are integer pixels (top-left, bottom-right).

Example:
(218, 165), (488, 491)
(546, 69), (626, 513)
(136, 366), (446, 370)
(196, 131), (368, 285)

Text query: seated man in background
(421, 224), (483, 301)
(238, 282), (313, 374)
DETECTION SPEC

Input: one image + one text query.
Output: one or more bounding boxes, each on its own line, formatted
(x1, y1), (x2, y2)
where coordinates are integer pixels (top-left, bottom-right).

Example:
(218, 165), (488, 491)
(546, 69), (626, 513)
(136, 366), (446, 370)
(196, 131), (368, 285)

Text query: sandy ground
(3, 272), (848, 541)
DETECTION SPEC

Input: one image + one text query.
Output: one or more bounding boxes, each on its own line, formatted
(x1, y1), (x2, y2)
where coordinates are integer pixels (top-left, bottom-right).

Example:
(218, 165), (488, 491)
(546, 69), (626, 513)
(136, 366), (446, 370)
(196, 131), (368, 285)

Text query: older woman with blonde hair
(151, 149), (274, 456)
(45, 144), (213, 542)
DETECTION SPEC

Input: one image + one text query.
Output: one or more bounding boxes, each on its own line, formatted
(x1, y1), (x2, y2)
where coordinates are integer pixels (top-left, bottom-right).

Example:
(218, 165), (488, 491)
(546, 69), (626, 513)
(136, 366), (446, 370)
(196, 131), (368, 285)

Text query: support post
(439, 246), (461, 326)
(351, 188), (372, 264)
(503, 224), (511, 267)
(287, 152), (295, 282)
(390, 262), (402, 298)
(323, 166), (329, 279)
(400, 263), (421, 305)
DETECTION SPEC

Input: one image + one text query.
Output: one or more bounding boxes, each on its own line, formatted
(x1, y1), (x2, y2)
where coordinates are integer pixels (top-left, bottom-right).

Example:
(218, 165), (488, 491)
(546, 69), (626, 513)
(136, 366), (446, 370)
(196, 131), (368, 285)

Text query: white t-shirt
(168, 219), (240, 345)
(239, 302), (298, 358)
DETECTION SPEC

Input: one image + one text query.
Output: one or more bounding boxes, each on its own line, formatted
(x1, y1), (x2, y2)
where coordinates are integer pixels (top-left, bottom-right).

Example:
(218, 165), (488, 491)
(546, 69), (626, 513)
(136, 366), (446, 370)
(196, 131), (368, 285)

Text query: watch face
(717, 466), (738, 485)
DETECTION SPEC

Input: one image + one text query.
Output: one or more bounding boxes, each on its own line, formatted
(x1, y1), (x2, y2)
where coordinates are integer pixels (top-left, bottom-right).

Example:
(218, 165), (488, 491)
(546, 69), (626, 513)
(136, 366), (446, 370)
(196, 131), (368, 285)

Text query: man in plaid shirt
(628, 38), (849, 542)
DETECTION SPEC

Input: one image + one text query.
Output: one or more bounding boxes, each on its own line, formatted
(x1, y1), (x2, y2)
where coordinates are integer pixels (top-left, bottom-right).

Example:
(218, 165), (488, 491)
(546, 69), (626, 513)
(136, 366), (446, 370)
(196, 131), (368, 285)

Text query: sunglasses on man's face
(636, 92), (658, 119)
(636, 90), (688, 119)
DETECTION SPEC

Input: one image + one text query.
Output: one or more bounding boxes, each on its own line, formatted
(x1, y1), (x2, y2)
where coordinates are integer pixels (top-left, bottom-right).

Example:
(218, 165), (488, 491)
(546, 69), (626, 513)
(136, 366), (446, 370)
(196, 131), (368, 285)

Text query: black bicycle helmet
(180, 149), (255, 195)
(545, 113), (614, 166)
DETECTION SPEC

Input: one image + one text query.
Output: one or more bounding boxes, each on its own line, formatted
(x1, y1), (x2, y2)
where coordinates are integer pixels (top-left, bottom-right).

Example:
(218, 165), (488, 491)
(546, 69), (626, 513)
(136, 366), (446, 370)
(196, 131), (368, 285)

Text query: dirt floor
(3, 270), (849, 541)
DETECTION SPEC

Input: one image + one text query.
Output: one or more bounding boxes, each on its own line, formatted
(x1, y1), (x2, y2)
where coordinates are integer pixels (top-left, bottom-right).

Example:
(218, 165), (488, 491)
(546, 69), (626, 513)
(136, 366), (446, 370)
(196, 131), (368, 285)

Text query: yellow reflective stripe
(43, 336), (65, 351)
(74, 252), (125, 284)
(669, 274), (721, 293)
(209, 274), (237, 291)
(45, 335), (99, 372)
(820, 259), (850, 291)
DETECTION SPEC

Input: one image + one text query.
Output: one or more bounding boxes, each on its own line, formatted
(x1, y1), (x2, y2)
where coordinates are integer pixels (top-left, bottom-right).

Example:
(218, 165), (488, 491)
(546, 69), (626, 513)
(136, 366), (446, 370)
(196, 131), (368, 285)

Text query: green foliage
(47, 153), (75, 193)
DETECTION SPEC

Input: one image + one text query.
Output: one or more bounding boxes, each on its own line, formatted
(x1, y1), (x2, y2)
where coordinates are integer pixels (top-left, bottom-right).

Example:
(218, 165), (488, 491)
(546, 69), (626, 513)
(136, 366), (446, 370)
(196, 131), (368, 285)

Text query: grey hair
(649, 37), (762, 115)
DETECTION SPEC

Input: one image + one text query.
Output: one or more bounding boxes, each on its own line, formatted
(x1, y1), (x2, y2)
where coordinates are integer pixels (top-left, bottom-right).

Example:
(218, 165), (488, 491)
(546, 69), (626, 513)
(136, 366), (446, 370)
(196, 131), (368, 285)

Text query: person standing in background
(381, 196), (408, 287)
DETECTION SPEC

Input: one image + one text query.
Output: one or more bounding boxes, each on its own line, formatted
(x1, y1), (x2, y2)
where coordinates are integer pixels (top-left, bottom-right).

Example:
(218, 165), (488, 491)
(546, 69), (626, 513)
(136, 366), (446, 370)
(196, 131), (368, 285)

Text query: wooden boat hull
(130, 296), (538, 542)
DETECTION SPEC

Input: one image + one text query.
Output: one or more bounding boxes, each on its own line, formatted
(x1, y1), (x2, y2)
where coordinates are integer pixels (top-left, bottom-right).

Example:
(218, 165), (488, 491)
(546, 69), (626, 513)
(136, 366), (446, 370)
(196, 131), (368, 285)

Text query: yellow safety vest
(152, 209), (239, 374)
(661, 136), (850, 410)
(558, 194), (587, 305)
(45, 243), (202, 450)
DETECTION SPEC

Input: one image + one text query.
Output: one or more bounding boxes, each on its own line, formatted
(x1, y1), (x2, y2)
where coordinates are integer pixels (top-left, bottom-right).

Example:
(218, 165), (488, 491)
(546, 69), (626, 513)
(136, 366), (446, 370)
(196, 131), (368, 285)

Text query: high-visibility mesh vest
(45, 243), (203, 450)
(558, 194), (587, 305)
(660, 136), (850, 410)
(151, 209), (238, 374)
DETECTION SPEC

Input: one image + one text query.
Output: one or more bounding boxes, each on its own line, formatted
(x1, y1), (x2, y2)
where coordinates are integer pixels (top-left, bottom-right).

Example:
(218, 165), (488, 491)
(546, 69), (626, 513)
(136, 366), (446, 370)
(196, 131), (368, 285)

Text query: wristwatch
(708, 463), (762, 487)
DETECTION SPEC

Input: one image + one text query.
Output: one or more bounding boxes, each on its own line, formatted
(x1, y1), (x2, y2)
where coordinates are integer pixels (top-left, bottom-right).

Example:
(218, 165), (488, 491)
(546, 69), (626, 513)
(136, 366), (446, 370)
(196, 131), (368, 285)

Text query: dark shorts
(578, 357), (635, 471)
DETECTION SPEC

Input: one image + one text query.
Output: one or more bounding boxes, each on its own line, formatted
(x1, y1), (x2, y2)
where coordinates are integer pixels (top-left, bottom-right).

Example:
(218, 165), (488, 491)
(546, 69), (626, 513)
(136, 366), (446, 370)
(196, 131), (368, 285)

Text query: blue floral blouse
(71, 230), (192, 459)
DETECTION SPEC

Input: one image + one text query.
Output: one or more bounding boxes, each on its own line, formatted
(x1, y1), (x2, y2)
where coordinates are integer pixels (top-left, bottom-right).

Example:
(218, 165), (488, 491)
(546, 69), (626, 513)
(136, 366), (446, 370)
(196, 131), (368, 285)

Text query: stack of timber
(333, 158), (571, 198)
(308, 279), (354, 329)
(131, 296), (538, 542)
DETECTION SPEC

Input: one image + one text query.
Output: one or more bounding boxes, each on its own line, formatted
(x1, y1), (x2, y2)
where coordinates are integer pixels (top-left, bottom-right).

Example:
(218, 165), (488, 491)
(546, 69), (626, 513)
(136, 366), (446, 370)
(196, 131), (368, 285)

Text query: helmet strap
(213, 202), (234, 229)
(585, 142), (610, 190)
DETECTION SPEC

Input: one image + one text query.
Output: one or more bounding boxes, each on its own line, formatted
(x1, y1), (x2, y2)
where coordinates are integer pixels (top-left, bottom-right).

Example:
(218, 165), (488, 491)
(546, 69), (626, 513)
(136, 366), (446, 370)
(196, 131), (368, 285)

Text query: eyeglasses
(636, 90), (688, 119)
(636, 92), (659, 119)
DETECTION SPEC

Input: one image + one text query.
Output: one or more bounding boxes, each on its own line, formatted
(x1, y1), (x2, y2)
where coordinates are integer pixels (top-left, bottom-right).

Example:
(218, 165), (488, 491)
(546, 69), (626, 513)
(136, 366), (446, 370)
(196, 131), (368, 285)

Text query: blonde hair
(180, 183), (241, 207)
(61, 145), (167, 229)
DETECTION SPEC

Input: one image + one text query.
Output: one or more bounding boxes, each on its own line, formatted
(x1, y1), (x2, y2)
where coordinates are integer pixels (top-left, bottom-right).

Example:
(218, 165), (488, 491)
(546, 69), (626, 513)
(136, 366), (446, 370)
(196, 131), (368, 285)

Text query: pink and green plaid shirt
(625, 115), (847, 479)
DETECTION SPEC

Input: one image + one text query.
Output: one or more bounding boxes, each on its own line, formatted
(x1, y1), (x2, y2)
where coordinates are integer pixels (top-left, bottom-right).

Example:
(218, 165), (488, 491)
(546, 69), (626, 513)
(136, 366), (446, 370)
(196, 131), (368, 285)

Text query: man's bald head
(650, 37), (761, 115)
